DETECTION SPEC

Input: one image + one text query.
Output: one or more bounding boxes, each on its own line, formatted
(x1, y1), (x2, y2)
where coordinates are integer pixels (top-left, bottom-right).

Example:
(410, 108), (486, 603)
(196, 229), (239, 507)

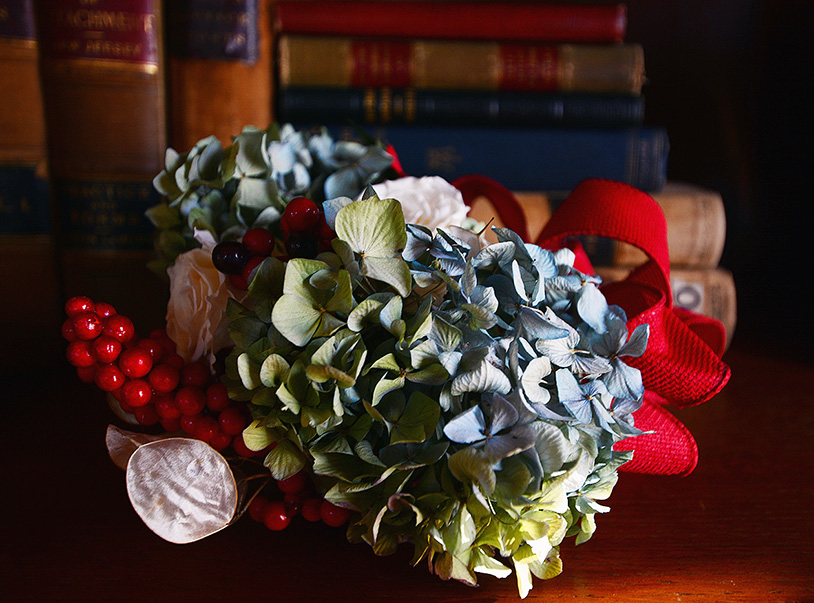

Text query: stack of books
(272, 0), (669, 193)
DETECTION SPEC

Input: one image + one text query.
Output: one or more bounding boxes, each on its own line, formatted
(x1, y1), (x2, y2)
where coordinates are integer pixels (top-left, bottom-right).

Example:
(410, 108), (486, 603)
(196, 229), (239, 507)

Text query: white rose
(166, 233), (245, 365)
(371, 176), (469, 232)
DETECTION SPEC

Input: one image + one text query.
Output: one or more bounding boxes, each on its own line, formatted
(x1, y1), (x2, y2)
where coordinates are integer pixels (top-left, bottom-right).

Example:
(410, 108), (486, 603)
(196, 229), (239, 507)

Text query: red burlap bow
(453, 175), (731, 476)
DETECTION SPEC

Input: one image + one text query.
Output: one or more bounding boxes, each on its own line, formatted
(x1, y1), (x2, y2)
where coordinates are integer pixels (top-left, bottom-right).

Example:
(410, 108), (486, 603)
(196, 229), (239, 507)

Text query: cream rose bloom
(166, 232), (245, 365)
(371, 176), (470, 232)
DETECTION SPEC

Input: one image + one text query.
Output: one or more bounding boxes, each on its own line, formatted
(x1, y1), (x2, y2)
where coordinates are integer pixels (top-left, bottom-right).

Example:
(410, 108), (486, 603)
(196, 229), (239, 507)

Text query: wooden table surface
(4, 335), (813, 602)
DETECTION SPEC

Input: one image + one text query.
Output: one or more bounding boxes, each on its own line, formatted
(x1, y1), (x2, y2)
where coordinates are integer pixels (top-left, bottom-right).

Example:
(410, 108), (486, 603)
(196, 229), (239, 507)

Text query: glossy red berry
(180, 361), (210, 388)
(180, 414), (199, 435)
(209, 431), (232, 451)
(95, 363), (125, 392)
(94, 302), (117, 318)
(301, 498), (323, 523)
(103, 314), (135, 343)
(160, 417), (181, 433)
(228, 272), (248, 291)
(133, 404), (160, 426)
(277, 471), (308, 495)
(262, 501), (292, 531)
(154, 393), (181, 420)
(283, 197), (320, 232)
(218, 406), (247, 436)
(118, 347), (154, 379)
(75, 363), (98, 383)
(121, 379), (153, 408)
(193, 416), (219, 444)
(136, 338), (165, 362)
(163, 352), (185, 371)
(73, 311), (104, 340)
(241, 255), (264, 286)
(65, 296), (94, 317)
(242, 227), (275, 257)
(320, 500), (352, 527)
(283, 493), (304, 517)
(248, 494), (269, 522)
(175, 386), (206, 416)
(148, 363), (180, 393)
(61, 318), (77, 342)
(92, 335), (122, 364)
(231, 433), (256, 457)
(67, 339), (96, 368)
(206, 382), (230, 412)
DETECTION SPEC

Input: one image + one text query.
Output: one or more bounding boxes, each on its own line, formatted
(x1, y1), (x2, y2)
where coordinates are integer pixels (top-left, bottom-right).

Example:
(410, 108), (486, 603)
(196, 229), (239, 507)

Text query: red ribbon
(453, 175), (731, 476)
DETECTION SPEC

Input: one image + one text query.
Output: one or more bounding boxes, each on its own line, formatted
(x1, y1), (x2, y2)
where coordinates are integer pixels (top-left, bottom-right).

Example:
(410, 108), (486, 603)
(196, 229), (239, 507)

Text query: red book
(273, 1), (627, 43)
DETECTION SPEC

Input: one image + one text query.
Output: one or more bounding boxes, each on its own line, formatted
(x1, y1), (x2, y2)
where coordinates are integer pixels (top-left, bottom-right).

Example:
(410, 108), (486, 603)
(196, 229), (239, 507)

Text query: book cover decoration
(60, 123), (730, 598)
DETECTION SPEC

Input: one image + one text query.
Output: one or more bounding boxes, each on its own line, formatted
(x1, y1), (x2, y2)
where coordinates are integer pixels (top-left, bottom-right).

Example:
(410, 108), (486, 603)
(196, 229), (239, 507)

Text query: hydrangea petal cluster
(224, 191), (649, 598)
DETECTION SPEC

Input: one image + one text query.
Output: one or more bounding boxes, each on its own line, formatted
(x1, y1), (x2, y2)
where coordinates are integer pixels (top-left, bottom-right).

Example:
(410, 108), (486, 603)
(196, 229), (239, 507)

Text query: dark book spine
(317, 124), (669, 192)
(277, 87), (645, 128)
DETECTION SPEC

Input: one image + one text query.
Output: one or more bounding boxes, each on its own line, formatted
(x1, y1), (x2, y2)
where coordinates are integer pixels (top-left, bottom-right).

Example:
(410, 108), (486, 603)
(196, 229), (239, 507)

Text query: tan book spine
(596, 265), (737, 348)
(467, 190), (552, 245)
(0, 0), (61, 369)
(166, 0), (272, 151)
(611, 182), (727, 268)
(35, 0), (169, 329)
(278, 35), (645, 94)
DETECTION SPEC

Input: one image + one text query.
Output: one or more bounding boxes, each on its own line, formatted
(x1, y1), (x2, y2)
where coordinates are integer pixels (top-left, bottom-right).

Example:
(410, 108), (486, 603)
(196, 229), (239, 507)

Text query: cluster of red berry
(247, 469), (352, 531)
(280, 196), (336, 259)
(61, 295), (250, 452)
(61, 295), (352, 532)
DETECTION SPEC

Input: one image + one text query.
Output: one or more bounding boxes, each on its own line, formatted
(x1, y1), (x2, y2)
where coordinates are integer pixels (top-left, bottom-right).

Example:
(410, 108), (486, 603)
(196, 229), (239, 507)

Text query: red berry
(262, 501), (292, 531)
(241, 255), (264, 286)
(218, 407), (247, 436)
(301, 498), (323, 522)
(148, 364), (180, 393)
(67, 340), (96, 368)
(248, 494), (269, 522)
(160, 417), (181, 433)
(136, 338), (165, 362)
(73, 311), (104, 340)
(134, 404), (160, 426)
(232, 433), (256, 457)
(180, 361), (210, 388)
(320, 500), (351, 527)
(94, 302), (117, 318)
(92, 335), (122, 364)
(76, 363), (98, 383)
(283, 197), (320, 232)
(118, 398), (135, 414)
(277, 471), (308, 495)
(154, 393), (181, 420)
(175, 386), (206, 416)
(283, 493), (304, 517)
(243, 227), (275, 257)
(95, 363), (125, 392)
(119, 347), (154, 379)
(280, 212), (292, 236)
(206, 382), (230, 412)
(180, 414), (199, 435)
(210, 430), (232, 451)
(163, 352), (185, 371)
(61, 318), (77, 342)
(193, 416), (219, 443)
(103, 314), (135, 343)
(228, 272), (248, 291)
(121, 379), (153, 408)
(65, 296), (94, 317)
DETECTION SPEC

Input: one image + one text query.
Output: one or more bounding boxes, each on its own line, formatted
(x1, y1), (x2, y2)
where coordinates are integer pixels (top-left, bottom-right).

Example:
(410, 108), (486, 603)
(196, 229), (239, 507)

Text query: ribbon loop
(453, 175), (731, 475)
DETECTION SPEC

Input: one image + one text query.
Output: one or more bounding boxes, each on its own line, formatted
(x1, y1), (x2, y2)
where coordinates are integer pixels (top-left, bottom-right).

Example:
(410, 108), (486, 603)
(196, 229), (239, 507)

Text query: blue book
(322, 124), (669, 192)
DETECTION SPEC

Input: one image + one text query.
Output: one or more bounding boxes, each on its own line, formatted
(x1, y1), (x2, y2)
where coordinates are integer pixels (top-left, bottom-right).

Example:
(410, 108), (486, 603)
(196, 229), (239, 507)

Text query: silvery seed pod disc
(126, 438), (238, 544)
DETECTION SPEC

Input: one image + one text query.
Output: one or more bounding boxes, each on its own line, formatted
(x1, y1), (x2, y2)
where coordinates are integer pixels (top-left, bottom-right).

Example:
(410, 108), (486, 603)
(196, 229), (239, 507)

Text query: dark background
(622, 0), (813, 357)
